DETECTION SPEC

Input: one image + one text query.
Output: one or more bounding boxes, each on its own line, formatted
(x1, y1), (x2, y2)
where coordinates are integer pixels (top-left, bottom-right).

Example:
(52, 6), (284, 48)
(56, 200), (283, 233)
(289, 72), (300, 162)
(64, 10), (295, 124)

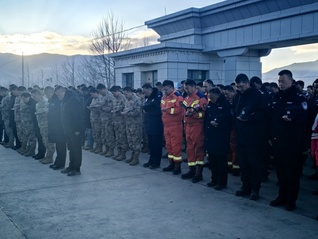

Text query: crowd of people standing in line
(0, 69), (318, 218)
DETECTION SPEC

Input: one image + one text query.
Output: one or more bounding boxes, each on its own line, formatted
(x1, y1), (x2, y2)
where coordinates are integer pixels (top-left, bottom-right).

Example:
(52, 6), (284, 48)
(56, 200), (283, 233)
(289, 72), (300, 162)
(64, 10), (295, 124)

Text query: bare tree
(50, 64), (63, 86)
(61, 56), (76, 87)
(77, 56), (104, 87)
(89, 11), (131, 88)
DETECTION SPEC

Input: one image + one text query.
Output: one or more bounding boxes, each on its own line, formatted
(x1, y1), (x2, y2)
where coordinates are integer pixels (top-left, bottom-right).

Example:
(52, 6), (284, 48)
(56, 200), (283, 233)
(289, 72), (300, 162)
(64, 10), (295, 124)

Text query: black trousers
(208, 153), (228, 186)
(236, 142), (262, 192)
(66, 133), (82, 171)
(147, 134), (163, 166)
(272, 139), (302, 204)
(35, 129), (46, 156)
(54, 140), (67, 167)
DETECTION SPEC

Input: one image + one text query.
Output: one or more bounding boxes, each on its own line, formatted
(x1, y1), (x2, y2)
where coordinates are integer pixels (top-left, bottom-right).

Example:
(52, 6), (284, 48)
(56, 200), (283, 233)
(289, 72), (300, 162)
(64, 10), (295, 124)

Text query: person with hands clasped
(233, 74), (265, 201)
(160, 80), (185, 175)
(268, 70), (307, 211)
(204, 88), (232, 190)
(181, 79), (208, 183)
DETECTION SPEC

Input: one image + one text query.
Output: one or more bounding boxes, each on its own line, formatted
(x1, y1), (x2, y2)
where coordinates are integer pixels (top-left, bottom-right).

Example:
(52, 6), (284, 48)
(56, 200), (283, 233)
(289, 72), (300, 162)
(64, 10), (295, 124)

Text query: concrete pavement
(0, 146), (318, 239)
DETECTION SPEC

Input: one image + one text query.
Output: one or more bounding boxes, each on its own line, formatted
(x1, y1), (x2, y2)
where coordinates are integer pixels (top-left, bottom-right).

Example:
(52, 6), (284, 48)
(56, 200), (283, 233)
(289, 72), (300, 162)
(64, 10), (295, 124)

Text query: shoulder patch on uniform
(196, 91), (206, 99)
(174, 91), (182, 97)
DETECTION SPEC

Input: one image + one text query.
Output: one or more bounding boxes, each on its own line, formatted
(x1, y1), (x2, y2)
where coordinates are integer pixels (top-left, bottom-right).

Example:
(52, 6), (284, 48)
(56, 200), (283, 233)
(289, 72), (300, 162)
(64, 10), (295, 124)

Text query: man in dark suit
(55, 86), (84, 176)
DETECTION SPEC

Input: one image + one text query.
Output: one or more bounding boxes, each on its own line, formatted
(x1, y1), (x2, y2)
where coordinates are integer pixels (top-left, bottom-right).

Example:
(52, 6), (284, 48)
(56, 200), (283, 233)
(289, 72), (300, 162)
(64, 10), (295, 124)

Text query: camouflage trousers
(16, 120), (25, 144)
(125, 119), (141, 152)
(39, 124), (55, 155)
(113, 118), (128, 152)
(21, 121), (36, 147)
(91, 120), (102, 147)
(101, 118), (115, 148)
(3, 119), (14, 143)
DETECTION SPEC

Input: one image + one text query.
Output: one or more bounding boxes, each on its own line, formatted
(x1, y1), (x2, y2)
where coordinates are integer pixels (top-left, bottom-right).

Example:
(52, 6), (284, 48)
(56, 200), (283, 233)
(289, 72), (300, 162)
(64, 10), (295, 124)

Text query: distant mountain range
(0, 53), (317, 87)
(0, 53), (89, 87)
(263, 59), (318, 86)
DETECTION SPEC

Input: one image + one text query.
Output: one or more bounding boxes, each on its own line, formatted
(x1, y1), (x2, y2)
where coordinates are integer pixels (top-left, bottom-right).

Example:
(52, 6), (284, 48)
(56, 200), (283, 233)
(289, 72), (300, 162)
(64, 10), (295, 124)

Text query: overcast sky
(0, 0), (317, 73)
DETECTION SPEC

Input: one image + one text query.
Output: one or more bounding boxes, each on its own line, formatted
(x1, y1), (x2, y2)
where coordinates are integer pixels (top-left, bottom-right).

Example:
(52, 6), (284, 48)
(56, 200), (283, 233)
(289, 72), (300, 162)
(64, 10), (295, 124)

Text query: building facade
(109, 0), (318, 88)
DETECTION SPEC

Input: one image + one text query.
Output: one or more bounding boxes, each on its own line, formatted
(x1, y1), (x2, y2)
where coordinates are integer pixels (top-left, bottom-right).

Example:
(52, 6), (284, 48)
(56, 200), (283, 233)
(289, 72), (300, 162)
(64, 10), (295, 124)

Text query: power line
(90, 24), (146, 42)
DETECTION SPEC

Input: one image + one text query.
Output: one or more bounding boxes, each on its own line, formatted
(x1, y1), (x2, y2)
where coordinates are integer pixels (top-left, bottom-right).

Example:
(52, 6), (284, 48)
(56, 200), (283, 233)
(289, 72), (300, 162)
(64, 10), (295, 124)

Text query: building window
(123, 73), (134, 88)
(187, 70), (209, 83)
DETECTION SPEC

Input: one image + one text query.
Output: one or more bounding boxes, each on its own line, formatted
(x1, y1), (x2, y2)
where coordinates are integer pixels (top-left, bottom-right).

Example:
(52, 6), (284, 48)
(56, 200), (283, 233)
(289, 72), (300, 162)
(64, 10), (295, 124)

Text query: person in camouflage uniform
(122, 86), (142, 166)
(96, 83), (115, 157)
(8, 85), (21, 150)
(0, 87), (14, 148)
(20, 92), (37, 157)
(136, 88), (149, 153)
(110, 86), (129, 161)
(87, 88), (103, 154)
(31, 89), (55, 164)
(14, 86), (27, 154)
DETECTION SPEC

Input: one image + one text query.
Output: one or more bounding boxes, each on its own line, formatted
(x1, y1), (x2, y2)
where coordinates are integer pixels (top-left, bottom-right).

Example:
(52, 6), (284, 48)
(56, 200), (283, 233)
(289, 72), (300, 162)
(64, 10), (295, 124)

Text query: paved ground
(0, 145), (318, 239)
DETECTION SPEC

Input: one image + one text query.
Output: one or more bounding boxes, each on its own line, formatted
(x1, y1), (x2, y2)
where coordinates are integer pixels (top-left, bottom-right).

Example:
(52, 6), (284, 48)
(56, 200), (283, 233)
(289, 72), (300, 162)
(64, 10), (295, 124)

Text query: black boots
(181, 166), (195, 180)
(163, 161), (174, 172)
(192, 165), (203, 183)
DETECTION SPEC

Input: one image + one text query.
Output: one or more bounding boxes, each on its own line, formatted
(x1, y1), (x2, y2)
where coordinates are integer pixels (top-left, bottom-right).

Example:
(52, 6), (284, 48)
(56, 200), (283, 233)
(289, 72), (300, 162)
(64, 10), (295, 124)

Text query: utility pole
(22, 52), (24, 86)
(41, 69), (44, 87)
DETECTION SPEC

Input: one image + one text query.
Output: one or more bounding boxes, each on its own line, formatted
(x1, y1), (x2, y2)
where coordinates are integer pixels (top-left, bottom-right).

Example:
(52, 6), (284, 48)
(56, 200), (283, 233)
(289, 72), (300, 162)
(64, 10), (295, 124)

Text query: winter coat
(204, 95), (232, 155)
(61, 90), (84, 136)
(143, 88), (163, 135)
(268, 85), (307, 144)
(48, 94), (65, 143)
(233, 87), (265, 145)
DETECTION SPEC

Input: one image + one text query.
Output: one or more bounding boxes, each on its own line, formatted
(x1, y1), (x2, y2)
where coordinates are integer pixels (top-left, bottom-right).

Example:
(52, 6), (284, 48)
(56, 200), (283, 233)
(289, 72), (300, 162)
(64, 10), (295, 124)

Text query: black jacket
(61, 90), (84, 136)
(204, 95), (232, 155)
(268, 85), (307, 144)
(233, 87), (265, 145)
(26, 97), (39, 130)
(48, 94), (65, 143)
(143, 88), (163, 135)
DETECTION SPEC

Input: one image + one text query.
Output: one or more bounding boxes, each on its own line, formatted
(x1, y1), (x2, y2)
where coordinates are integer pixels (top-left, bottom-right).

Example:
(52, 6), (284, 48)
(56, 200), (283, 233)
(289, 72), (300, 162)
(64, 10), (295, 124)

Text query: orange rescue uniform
(183, 90), (208, 166)
(161, 90), (185, 163)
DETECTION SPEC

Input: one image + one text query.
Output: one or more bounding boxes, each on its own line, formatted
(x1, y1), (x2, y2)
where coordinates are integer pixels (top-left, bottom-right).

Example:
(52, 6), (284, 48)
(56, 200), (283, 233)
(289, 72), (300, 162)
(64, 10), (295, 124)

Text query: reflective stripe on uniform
(170, 108), (175, 114)
(188, 161), (197, 166)
(168, 154), (174, 159)
(190, 100), (199, 107)
(173, 156), (182, 161)
(198, 112), (203, 118)
(188, 161), (204, 166)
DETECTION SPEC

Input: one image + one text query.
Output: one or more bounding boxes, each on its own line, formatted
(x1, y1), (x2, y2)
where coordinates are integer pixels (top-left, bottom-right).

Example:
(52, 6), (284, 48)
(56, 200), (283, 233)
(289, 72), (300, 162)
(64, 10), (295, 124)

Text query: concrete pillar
(217, 48), (271, 84)
(223, 56), (262, 84)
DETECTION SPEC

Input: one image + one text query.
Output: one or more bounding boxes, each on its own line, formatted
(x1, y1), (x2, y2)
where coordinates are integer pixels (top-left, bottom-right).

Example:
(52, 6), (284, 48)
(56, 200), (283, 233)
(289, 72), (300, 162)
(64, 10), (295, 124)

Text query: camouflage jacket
(112, 93), (126, 120)
(35, 98), (49, 128)
(88, 95), (102, 122)
(20, 101), (33, 124)
(100, 91), (115, 120)
(0, 94), (11, 120)
(13, 96), (22, 122)
(123, 94), (142, 122)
